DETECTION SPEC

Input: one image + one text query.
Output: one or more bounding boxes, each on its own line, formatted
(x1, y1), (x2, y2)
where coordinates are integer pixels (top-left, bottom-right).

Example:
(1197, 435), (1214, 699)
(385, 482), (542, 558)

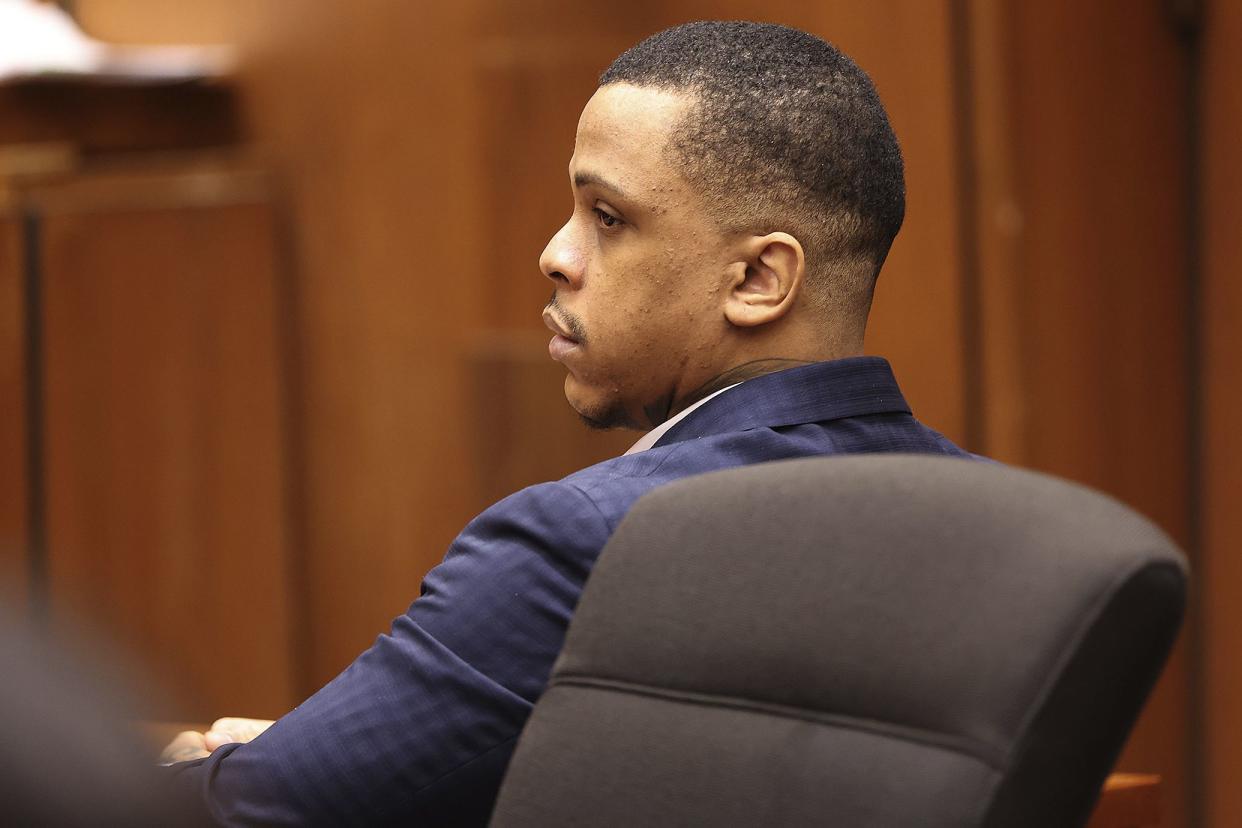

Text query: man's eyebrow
(573, 171), (631, 200)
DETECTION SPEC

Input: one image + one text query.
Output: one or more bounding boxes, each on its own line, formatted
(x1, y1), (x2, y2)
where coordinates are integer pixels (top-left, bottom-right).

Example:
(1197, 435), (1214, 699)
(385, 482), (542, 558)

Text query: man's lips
(542, 309), (580, 362)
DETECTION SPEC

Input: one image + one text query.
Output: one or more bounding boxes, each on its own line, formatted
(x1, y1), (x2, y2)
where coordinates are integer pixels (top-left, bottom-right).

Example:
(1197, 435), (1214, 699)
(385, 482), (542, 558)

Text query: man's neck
(662, 358), (816, 423)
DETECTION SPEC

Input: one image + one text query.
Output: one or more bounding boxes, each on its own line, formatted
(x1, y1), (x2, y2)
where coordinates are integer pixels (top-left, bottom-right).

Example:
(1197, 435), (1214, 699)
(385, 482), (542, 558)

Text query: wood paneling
(0, 207), (28, 607)
(83, 2), (491, 686)
(962, 0), (1026, 461)
(789, 1), (969, 445)
(473, 30), (636, 332)
(239, 5), (488, 686)
(468, 14), (650, 496)
(0, 80), (239, 154)
(31, 169), (296, 719)
(1200, 0), (1242, 823)
(973, 4), (1192, 825)
(470, 334), (634, 505)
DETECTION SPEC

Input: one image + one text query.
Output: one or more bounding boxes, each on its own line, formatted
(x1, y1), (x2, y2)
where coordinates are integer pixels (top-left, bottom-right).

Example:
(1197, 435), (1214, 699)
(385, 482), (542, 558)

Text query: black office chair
(489, 455), (1186, 827)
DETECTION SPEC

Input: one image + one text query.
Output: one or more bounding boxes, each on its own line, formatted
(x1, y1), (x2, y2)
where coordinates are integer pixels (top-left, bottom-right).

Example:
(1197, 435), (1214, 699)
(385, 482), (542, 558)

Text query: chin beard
(573, 401), (641, 431)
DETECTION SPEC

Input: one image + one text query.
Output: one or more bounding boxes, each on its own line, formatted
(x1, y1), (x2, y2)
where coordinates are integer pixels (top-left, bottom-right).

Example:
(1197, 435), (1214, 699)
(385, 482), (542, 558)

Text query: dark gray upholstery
(489, 455), (1187, 828)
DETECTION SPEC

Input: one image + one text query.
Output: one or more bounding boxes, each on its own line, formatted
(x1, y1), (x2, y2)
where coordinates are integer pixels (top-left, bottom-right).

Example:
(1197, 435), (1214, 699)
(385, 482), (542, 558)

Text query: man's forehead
(570, 84), (690, 192)
(576, 83), (688, 133)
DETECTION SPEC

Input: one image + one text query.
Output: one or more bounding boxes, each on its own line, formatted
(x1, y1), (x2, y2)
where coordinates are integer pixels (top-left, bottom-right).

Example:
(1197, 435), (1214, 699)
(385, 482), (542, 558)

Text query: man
(166, 20), (970, 824)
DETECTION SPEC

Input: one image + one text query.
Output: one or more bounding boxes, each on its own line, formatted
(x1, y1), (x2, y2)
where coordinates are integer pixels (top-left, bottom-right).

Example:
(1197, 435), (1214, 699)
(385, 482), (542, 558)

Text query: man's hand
(204, 717), (276, 751)
(160, 730), (211, 764)
(159, 717), (276, 764)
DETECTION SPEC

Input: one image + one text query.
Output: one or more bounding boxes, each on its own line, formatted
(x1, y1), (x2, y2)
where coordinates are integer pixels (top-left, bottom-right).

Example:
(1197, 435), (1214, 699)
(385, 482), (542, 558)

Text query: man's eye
(593, 207), (621, 228)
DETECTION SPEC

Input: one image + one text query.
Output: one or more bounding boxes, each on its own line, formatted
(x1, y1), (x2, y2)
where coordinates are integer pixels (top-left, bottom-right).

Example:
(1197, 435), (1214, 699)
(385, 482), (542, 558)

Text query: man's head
(540, 21), (904, 430)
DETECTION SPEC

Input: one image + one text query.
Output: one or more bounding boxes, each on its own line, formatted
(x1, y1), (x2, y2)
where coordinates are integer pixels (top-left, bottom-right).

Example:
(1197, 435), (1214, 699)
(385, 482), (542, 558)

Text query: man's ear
(724, 232), (805, 328)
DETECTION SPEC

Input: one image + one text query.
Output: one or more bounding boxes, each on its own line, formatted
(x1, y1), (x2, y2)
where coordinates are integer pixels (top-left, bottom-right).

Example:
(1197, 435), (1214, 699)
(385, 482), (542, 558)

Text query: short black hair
(600, 21), (905, 307)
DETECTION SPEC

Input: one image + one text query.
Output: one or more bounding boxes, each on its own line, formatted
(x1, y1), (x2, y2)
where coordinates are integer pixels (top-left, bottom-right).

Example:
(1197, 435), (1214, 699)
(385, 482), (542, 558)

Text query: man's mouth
(542, 308), (578, 343)
(543, 308), (581, 362)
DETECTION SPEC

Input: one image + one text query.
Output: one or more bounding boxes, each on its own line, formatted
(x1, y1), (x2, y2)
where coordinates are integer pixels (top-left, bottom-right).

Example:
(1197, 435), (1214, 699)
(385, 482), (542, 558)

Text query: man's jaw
(543, 297), (647, 431)
(570, 388), (640, 432)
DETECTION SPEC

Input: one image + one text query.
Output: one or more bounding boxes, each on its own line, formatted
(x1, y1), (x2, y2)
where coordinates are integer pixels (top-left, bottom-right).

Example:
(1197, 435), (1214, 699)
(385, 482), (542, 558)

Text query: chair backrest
(489, 455), (1187, 828)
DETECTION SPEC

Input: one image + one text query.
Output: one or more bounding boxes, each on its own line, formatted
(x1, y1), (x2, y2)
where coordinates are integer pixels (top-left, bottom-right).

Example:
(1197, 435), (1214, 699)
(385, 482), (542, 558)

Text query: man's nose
(539, 220), (583, 289)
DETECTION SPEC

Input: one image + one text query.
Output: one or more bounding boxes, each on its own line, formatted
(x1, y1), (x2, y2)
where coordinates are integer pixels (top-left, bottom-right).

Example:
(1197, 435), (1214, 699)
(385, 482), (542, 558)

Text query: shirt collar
(649, 357), (910, 451)
(624, 383), (743, 455)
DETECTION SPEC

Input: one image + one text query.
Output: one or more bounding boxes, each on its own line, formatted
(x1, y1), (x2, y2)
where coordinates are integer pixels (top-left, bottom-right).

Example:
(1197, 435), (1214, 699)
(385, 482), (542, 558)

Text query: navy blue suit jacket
(172, 357), (970, 825)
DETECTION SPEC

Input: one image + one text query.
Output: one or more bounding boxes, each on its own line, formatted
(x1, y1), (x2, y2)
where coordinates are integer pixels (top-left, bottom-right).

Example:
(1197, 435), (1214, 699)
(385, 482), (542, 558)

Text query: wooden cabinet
(0, 206), (29, 612)
(1, 77), (299, 719)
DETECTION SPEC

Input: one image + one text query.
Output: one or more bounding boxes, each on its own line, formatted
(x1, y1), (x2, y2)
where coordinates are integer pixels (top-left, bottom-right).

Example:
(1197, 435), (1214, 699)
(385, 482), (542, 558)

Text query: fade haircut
(600, 21), (905, 314)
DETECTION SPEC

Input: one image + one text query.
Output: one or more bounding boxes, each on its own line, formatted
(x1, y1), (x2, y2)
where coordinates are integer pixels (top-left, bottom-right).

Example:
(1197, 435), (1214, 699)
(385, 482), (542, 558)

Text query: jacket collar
(654, 356), (911, 449)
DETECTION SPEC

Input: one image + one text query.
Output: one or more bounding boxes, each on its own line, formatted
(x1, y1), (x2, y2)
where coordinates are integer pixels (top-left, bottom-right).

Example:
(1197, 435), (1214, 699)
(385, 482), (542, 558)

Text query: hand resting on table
(160, 717), (275, 763)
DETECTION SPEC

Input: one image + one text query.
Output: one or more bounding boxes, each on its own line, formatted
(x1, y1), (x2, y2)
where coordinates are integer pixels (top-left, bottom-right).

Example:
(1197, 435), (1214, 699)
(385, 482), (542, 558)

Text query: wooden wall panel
(80, 3), (491, 687)
(963, 0), (1027, 462)
(470, 335), (634, 505)
(469, 18), (644, 497)
(1201, 0), (1242, 823)
(474, 50), (620, 332)
(242, 6), (487, 687)
(790, 1), (969, 446)
(33, 175), (296, 719)
(975, 3), (1193, 825)
(0, 209), (28, 607)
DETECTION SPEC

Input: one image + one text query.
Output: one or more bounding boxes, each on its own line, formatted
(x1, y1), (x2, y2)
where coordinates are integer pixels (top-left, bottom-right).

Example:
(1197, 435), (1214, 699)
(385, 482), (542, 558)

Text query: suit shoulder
(475, 449), (689, 537)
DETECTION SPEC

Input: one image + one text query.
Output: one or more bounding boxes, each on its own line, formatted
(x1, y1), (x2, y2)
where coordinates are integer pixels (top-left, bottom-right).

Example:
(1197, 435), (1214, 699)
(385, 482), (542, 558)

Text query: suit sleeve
(166, 481), (612, 826)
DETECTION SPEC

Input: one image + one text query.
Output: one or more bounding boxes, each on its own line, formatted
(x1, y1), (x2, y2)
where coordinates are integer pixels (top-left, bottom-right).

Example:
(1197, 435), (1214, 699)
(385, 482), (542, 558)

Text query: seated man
(165, 20), (971, 825)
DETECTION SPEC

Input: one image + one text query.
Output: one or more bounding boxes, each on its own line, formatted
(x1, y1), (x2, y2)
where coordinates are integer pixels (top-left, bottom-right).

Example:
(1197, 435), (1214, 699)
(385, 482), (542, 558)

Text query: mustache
(545, 293), (588, 343)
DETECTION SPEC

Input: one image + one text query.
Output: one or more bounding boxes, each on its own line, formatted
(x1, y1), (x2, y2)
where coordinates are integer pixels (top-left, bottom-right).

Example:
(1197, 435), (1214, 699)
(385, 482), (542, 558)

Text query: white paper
(0, 0), (235, 83)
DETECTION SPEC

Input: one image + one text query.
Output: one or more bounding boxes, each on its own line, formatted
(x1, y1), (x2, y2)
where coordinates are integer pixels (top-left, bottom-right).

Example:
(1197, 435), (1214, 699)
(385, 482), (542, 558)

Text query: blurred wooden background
(1, 2), (1238, 826)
